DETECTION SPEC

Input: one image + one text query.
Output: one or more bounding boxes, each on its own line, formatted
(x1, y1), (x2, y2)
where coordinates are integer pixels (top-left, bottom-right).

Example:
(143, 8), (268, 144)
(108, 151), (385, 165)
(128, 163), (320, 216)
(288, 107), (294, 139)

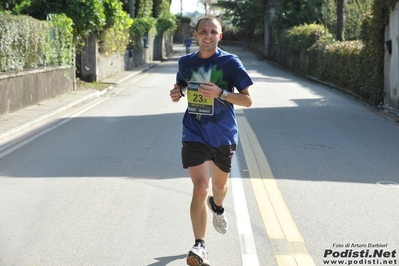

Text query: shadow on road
(147, 254), (186, 266)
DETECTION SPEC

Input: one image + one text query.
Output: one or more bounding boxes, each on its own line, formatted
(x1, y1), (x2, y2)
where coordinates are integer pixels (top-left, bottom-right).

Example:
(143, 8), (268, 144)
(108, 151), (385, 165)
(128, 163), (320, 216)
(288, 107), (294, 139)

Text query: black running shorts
(182, 141), (236, 173)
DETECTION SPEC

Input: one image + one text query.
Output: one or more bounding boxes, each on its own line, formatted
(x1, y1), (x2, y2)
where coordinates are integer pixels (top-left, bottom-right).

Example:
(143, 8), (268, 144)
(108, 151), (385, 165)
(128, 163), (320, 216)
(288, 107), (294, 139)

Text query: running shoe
(207, 196), (228, 234)
(186, 243), (210, 266)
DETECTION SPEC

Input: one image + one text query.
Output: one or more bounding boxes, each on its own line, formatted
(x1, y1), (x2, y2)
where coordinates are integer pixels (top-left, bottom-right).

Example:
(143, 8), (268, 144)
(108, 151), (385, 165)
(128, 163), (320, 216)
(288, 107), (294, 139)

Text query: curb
(0, 63), (159, 144)
(101, 63), (158, 85)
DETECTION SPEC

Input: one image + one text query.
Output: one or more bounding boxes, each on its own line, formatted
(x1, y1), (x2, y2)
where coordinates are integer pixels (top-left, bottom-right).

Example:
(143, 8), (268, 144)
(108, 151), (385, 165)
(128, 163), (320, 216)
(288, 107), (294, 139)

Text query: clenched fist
(170, 83), (184, 102)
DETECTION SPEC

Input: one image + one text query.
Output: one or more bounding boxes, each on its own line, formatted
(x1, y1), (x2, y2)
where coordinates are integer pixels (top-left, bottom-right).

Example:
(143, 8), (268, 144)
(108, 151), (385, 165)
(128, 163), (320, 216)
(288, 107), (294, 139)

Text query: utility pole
(129, 0), (135, 18)
(336, 0), (346, 41)
(180, 0), (183, 15)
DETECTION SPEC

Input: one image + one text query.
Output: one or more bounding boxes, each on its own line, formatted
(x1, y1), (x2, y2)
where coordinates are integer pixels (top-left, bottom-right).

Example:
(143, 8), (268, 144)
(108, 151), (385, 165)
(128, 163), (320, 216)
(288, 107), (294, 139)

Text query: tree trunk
(295, 0), (301, 12)
(336, 0), (346, 41)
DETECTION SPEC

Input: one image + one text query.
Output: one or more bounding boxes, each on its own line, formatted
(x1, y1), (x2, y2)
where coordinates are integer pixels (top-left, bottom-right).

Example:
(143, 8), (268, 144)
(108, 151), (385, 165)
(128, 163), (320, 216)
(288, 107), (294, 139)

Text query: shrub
(314, 40), (364, 93)
(281, 23), (332, 55)
(129, 17), (157, 50)
(0, 13), (73, 72)
(99, 0), (133, 55)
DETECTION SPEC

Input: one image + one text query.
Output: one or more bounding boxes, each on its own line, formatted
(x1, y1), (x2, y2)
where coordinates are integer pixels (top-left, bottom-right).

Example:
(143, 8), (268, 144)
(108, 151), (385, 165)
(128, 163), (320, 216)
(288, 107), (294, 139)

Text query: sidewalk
(0, 59), (164, 144)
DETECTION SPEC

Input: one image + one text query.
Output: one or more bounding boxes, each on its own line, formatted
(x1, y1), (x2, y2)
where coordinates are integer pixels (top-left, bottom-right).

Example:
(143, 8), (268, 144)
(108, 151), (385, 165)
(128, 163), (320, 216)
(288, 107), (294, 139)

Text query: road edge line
(237, 110), (315, 266)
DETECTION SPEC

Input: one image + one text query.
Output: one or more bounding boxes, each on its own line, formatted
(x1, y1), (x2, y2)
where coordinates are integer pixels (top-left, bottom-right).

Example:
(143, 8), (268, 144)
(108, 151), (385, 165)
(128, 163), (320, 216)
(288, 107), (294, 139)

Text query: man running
(170, 15), (253, 266)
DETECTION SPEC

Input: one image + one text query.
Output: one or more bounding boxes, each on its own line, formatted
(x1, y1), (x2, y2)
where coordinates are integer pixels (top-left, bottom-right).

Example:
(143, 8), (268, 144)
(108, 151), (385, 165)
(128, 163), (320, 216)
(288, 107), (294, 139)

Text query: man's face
(194, 19), (223, 52)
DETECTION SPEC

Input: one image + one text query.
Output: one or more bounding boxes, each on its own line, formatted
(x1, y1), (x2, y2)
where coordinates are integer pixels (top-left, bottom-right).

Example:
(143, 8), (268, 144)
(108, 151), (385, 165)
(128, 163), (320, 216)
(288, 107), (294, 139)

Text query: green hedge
(278, 0), (399, 106)
(282, 23), (333, 55)
(309, 40), (365, 97)
(0, 13), (73, 72)
(283, 24), (375, 103)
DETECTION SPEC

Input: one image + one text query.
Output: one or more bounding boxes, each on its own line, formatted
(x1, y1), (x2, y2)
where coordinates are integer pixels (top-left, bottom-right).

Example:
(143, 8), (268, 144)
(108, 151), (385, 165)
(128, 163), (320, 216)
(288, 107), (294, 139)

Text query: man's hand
(170, 83), (183, 102)
(198, 82), (223, 99)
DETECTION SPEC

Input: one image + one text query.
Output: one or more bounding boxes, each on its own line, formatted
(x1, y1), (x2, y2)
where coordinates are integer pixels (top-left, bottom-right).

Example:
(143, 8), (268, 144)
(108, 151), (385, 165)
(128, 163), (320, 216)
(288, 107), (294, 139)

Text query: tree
(199, 0), (214, 14)
(321, 0), (372, 41)
(273, 0), (323, 39)
(215, 0), (265, 41)
(336, 0), (346, 41)
(0, 0), (21, 10)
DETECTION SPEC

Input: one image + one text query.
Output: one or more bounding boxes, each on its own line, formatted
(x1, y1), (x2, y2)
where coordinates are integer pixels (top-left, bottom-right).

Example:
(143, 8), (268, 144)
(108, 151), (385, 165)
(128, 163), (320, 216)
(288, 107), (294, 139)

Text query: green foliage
(16, 0), (134, 54)
(47, 13), (74, 66)
(309, 40), (365, 95)
(0, 1), (18, 10)
(0, 13), (73, 72)
(152, 0), (163, 18)
(274, 0), (373, 41)
(273, 0), (398, 105)
(127, 0), (156, 50)
(99, 0), (133, 54)
(129, 17), (156, 49)
(273, 0), (323, 39)
(156, 16), (177, 34)
(356, 0), (397, 104)
(129, 0), (176, 49)
(104, 0), (126, 28)
(60, 0), (107, 41)
(321, 0), (373, 41)
(154, 0), (176, 34)
(215, 0), (264, 41)
(17, 0), (106, 50)
(281, 23), (332, 54)
(278, 23), (366, 95)
(136, 0), (153, 18)
(0, 14), (45, 71)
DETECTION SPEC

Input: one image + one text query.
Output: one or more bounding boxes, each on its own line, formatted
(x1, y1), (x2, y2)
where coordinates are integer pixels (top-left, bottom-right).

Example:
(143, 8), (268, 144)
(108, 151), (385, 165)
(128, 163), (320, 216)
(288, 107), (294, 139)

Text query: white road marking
(231, 154), (260, 266)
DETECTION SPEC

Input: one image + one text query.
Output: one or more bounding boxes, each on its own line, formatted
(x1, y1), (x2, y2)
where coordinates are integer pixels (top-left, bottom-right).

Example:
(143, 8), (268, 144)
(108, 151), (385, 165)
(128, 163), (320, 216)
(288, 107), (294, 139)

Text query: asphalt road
(0, 45), (398, 266)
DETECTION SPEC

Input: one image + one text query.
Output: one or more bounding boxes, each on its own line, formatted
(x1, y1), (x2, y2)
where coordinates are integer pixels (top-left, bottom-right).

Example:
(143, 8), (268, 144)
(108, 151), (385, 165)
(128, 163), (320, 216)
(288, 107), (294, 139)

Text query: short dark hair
(195, 15), (222, 32)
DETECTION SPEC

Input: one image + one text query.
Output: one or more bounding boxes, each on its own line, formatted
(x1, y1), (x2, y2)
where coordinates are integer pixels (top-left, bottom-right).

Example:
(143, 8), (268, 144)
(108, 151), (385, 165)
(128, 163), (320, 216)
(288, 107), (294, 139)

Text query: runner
(170, 15), (253, 266)
(184, 37), (192, 54)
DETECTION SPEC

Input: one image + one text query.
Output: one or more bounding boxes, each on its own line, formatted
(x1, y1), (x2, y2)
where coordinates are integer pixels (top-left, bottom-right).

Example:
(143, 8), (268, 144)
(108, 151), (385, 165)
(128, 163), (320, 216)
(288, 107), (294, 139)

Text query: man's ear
(219, 32), (223, 41)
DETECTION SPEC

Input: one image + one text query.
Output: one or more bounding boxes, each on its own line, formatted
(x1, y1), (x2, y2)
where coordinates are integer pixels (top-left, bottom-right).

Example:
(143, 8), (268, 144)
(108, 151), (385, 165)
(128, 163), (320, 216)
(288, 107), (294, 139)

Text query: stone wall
(0, 66), (75, 116)
(80, 34), (156, 82)
(0, 33), (173, 117)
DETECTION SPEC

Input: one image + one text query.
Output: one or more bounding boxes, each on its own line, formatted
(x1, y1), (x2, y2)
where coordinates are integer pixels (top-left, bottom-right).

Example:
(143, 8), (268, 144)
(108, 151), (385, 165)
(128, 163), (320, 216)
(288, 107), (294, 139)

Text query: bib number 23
(187, 81), (214, 115)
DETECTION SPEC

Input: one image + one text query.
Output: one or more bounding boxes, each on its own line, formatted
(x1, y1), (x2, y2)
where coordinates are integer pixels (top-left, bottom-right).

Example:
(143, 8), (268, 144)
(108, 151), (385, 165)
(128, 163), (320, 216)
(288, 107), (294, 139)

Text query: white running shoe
(207, 196), (228, 234)
(186, 243), (210, 266)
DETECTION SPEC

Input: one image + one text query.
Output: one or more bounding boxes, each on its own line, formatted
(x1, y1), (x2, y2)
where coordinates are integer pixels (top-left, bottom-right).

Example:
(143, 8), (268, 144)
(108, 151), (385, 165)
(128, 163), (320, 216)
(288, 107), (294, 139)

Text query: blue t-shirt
(176, 48), (253, 148)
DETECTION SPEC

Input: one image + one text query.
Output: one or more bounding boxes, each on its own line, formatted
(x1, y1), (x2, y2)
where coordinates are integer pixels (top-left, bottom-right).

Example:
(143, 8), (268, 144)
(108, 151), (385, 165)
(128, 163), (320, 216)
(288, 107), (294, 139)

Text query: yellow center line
(237, 110), (315, 266)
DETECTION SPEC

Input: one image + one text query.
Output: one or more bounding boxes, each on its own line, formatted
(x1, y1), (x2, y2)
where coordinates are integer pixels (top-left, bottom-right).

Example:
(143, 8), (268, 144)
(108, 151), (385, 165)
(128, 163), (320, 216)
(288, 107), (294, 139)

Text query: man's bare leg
(188, 161), (211, 240)
(211, 163), (230, 207)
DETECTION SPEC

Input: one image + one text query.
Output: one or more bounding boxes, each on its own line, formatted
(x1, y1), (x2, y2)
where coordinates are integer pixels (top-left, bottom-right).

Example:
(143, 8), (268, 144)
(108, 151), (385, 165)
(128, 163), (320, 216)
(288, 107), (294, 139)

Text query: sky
(170, 0), (203, 14)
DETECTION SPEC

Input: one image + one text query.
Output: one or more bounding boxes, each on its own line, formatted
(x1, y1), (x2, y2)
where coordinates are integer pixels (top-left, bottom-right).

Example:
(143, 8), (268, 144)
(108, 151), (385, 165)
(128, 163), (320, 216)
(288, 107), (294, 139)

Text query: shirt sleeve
(231, 56), (253, 91)
(176, 58), (189, 87)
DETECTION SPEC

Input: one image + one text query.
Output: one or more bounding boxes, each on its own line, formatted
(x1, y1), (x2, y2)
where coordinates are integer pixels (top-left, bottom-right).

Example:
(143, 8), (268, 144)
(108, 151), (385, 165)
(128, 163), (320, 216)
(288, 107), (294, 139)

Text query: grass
(76, 79), (110, 91)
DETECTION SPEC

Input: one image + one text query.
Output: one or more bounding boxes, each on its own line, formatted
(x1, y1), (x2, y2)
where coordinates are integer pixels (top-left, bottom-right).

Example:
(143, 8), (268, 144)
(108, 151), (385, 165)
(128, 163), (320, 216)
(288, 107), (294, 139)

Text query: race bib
(187, 82), (214, 115)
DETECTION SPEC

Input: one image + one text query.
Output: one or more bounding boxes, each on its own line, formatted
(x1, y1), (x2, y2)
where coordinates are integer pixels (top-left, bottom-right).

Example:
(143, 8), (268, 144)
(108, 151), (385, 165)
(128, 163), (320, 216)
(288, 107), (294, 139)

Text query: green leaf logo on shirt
(190, 65), (228, 90)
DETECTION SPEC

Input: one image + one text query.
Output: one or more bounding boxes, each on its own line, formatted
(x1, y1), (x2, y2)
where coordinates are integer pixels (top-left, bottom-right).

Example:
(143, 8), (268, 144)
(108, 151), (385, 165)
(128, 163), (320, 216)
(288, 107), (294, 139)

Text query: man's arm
(221, 87), (252, 108)
(170, 83), (187, 102)
(197, 82), (252, 108)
